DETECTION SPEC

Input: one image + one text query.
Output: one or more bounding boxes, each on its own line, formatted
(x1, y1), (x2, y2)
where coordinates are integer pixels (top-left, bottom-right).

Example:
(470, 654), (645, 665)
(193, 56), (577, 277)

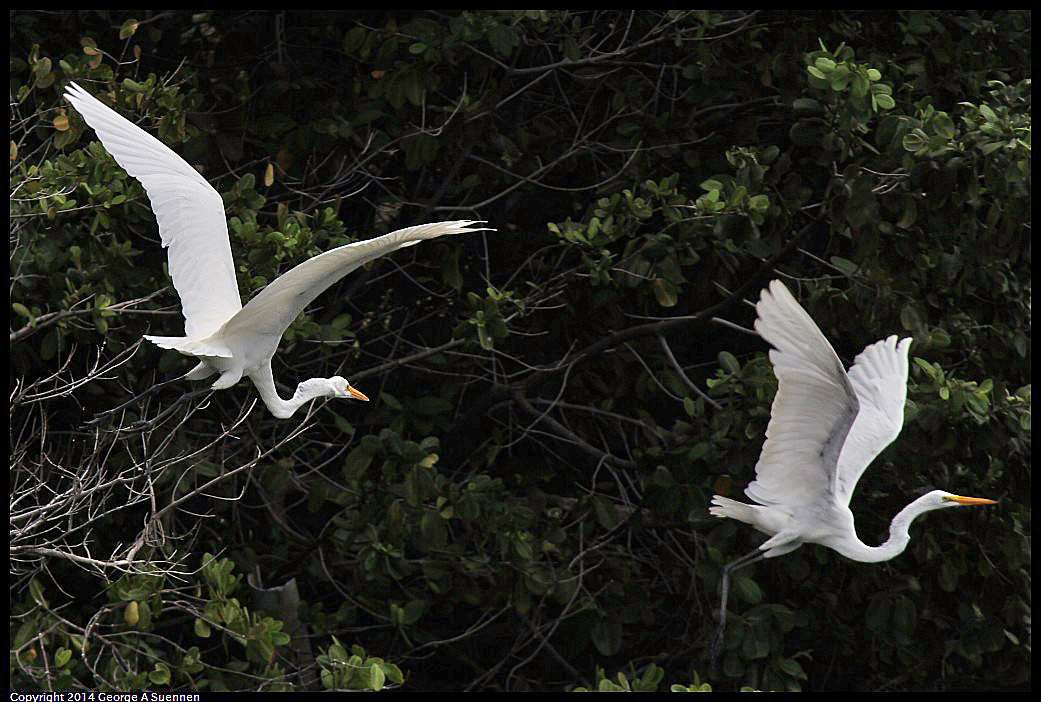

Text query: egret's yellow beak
(347, 385), (370, 402)
(944, 495), (997, 505)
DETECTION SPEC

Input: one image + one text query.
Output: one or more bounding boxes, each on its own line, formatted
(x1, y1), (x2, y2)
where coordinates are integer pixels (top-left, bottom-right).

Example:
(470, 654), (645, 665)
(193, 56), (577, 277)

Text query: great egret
(64, 81), (490, 418)
(707, 279), (996, 664)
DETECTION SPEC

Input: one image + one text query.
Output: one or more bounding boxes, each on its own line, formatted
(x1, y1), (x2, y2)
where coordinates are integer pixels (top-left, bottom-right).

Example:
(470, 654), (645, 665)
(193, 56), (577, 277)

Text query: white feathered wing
(64, 82), (242, 341)
(741, 281), (912, 510)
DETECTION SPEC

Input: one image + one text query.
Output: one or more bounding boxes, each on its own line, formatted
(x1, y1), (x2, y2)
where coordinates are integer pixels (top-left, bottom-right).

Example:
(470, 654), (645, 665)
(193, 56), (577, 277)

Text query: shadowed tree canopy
(10, 10), (1029, 692)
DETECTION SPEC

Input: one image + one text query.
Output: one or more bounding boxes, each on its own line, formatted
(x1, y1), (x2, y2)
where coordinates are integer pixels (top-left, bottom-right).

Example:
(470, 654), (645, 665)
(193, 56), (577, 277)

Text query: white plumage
(707, 280), (995, 663)
(65, 81), (491, 418)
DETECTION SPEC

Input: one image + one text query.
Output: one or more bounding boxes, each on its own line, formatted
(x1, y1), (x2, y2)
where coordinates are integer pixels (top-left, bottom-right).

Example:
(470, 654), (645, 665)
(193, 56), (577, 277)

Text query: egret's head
(926, 490), (997, 510)
(330, 376), (369, 402)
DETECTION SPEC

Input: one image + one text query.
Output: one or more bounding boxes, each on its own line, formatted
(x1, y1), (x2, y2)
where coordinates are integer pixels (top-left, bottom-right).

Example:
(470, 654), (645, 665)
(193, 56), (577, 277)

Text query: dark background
(9, 10), (1030, 691)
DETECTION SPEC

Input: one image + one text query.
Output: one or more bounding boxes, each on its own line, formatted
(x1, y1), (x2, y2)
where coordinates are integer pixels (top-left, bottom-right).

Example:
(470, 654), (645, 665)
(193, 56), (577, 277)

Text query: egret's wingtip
(456, 220), (496, 233)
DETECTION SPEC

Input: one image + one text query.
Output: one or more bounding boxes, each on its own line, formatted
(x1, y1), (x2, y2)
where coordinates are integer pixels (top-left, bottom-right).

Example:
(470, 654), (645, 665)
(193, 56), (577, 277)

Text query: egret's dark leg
(709, 548), (765, 673)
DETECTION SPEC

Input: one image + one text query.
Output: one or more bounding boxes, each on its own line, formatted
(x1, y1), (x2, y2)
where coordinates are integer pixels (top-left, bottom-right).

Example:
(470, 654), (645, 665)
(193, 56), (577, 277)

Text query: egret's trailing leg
(704, 280), (996, 675)
(709, 549), (766, 673)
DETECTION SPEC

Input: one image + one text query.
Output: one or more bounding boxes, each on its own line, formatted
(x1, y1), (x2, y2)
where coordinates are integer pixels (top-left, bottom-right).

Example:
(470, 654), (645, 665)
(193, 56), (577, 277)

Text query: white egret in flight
(64, 82), (491, 418)
(708, 279), (996, 664)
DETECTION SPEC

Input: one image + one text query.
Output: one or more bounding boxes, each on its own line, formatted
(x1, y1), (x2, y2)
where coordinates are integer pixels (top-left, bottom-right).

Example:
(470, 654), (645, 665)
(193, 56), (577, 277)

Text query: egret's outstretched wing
(64, 82), (241, 340)
(833, 335), (912, 504)
(218, 221), (491, 340)
(744, 281), (859, 508)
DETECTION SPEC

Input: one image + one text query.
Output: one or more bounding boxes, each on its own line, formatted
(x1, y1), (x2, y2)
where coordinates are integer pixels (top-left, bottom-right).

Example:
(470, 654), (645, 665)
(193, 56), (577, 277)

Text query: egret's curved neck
(831, 494), (940, 563)
(249, 366), (333, 419)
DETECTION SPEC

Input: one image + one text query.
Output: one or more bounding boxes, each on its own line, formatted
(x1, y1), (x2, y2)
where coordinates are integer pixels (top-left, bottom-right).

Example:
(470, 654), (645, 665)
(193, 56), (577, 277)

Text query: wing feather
(833, 336), (912, 504)
(64, 82), (241, 339)
(744, 281), (859, 508)
(217, 221), (491, 341)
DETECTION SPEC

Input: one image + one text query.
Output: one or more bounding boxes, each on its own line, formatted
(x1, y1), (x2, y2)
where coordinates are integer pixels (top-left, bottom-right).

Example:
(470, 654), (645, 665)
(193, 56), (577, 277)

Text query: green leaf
(830, 256), (859, 277)
(487, 23), (519, 58)
(932, 112), (956, 139)
(119, 19), (139, 40)
(912, 357), (939, 381)
(900, 303), (923, 332)
(413, 396), (453, 416)
(55, 647), (72, 667)
(381, 392), (402, 411)
(652, 278), (678, 307)
(734, 575), (762, 604)
(683, 396), (696, 417)
(148, 662), (171, 686)
(789, 120), (823, 147)
(896, 197), (917, 229)
(12, 302), (33, 322)
(792, 97), (822, 114)
(779, 657), (807, 679)
(851, 73), (869, 97)
(380, 661), (404, 685)
(718, 351), (740, 374)
(591, 496), (622, 530)
(476, 322), (493, 350)
(892, 597), (916, 636)
(590, 617), (622, 656)
(402, 71), (425, 107)
(29, 577), (47, 606)
(978, 103), (998, 123)
(341, 443), (374, 481)
(33, 56), (52, 79)
(13, 621), (34, 650)
(902, 131), (927, 152)
(420, 510), (447, 550)
(742, 624), (771, 659)
(865, 596), (890, 632)
(829, 70), (851, 92)
(401, 599), (425, 625)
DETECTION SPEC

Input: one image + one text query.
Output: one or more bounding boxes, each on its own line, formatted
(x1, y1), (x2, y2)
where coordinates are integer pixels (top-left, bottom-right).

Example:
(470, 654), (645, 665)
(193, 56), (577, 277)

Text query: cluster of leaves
(572, 663), (723, 692)
(10, 10), (1029, 693)
(11, 554), (401, 691)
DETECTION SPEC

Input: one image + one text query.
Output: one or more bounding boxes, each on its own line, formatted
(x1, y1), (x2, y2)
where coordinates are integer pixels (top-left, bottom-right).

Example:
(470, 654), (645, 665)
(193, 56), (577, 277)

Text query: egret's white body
(707, 280), (996, 663)
(64, 82), (490, 418)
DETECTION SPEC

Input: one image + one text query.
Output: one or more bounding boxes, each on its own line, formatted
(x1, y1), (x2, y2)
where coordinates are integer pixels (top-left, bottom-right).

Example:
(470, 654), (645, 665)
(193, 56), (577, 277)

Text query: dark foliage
(10, 10), (1029, 692)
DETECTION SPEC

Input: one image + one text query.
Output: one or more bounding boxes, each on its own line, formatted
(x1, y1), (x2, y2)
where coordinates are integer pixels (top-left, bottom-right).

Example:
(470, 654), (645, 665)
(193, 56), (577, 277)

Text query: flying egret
(707, 279), (996, 665)
(64, 81), (491, 418)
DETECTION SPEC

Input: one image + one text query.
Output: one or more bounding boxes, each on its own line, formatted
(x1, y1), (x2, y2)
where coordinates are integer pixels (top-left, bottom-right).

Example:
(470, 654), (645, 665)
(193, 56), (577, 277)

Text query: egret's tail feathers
(183, 360), (217, 381)
(709, 495), (757, 524)
(143, 335), (233, 358)
(143, 335), (186, 350)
